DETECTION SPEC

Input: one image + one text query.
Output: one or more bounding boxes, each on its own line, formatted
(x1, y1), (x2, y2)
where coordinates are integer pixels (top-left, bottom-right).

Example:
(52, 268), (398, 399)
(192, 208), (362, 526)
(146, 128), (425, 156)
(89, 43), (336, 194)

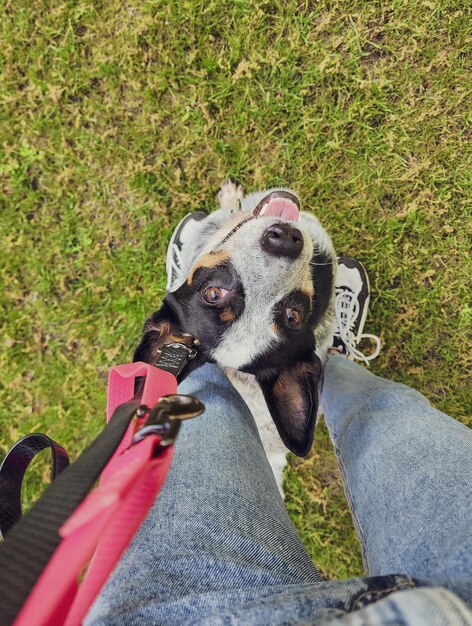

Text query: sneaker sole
(337, 255), (371, 342)
(165, 211), (207, 291)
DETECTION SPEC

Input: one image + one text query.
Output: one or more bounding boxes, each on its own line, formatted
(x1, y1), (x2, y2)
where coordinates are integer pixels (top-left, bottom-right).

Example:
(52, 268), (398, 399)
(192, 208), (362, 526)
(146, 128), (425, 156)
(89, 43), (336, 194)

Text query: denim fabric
(86, 357), (472, 625)
(321, 356), (472, 580)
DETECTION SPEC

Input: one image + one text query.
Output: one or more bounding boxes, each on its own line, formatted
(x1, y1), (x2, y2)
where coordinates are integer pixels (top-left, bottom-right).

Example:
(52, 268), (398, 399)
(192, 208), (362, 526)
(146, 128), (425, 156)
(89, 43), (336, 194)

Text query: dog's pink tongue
(262, 197), (300, 221)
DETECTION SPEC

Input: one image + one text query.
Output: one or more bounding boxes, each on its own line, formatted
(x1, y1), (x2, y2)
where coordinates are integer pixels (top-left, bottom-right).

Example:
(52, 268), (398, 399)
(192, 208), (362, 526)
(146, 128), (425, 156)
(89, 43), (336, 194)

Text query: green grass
(1, 0), (470, 580)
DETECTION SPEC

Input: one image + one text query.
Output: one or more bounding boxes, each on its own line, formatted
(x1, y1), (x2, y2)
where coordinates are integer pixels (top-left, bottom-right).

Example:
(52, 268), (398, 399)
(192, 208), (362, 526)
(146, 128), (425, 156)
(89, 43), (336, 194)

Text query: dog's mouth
(253, 191), (301, 222)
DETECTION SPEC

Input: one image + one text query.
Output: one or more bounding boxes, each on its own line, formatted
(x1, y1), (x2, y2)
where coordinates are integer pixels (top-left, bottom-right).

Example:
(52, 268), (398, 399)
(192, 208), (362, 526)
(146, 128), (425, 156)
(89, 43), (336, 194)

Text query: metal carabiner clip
(132, 394), (204, 449)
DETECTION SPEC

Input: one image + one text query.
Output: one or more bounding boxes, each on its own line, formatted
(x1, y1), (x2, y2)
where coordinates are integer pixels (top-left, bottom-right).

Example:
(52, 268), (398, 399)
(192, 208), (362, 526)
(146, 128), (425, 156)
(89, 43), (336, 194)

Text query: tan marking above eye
(219, 308), (235, 323)
(187, 251), (230, 285)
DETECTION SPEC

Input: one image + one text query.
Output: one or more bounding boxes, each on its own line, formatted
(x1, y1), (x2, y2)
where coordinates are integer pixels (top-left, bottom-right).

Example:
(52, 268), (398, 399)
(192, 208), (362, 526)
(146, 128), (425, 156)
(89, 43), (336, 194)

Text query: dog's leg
(218, 179), (244, 211)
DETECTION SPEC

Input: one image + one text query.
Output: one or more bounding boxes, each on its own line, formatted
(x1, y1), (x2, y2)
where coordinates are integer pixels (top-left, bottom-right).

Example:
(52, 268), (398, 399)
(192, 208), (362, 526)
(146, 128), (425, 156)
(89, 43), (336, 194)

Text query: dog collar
(214, 214), (255, 249)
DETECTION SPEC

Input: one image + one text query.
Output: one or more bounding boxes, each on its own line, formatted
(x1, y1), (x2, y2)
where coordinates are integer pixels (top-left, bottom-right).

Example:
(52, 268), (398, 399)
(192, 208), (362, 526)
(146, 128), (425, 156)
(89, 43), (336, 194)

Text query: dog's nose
(261, 223), (304, 259)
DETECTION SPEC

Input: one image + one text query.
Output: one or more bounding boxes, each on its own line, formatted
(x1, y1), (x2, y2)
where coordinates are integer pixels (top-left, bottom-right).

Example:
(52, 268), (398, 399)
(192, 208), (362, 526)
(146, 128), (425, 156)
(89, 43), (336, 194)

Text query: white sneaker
(332, 256), (381, 363)
(165, 212), (208, 292)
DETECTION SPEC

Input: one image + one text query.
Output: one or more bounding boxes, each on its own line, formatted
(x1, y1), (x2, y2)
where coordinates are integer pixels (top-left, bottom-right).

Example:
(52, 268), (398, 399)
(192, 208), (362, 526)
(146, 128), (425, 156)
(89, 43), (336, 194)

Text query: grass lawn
(1, 0), (470, 580)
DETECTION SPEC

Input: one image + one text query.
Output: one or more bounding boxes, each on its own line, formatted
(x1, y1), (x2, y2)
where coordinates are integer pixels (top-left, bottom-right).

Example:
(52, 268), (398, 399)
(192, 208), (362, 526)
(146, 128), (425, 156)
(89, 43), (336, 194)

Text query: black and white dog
(134, 181), (336, 492)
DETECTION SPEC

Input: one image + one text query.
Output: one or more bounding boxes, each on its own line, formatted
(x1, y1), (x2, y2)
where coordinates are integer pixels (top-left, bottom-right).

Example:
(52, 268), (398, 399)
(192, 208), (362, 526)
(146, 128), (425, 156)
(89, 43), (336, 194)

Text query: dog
(134, 181), (336, 494)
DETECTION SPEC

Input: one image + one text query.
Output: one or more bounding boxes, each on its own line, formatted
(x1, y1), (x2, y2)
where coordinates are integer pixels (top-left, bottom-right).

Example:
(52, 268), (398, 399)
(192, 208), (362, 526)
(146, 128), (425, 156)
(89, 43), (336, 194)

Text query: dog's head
(135, 189), (336, 455)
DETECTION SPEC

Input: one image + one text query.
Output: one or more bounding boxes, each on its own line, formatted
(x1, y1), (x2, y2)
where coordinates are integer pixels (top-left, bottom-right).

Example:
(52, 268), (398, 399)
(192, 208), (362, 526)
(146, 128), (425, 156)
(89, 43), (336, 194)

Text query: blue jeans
(86, 355), (472, 625)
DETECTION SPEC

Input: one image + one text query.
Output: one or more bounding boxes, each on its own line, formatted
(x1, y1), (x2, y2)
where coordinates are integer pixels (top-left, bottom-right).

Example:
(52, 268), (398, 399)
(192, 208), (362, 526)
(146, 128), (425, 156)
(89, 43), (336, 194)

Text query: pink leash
(0, 359), (203, 626)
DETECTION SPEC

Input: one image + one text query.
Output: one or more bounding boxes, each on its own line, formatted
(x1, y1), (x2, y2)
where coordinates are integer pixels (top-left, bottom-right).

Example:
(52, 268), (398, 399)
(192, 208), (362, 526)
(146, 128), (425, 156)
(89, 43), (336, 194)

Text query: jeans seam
(333, 444), (369, 572)
(350, 578), (416, 611)
(326, 384), (416, 569)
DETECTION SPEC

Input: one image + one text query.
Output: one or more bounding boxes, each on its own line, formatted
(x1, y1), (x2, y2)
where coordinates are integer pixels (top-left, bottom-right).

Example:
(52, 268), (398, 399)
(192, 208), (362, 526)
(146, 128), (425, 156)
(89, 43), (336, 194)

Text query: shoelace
(166, 244), (183, 291)
(333, 288), (381, 364)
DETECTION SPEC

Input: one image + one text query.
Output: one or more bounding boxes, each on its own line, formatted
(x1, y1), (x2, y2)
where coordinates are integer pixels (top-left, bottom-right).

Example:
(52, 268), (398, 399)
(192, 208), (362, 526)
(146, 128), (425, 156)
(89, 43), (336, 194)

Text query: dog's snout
(261, 223), (304, 259)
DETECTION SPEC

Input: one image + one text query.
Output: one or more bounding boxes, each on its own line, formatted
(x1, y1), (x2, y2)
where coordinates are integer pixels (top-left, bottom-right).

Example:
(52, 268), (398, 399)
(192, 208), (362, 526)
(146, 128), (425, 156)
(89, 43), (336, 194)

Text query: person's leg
(322, 353), (472, 579)
(87, 357), (472, 626)
(86, 363), (321, 625)
(325, 255), (472, 580)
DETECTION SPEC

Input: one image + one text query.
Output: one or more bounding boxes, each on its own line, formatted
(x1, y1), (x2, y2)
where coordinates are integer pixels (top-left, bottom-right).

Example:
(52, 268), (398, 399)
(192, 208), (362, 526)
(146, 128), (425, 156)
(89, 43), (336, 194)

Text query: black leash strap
(0, 433), (70, 539)
(0, 399), (140, 626)
(0, 341), (199, 626)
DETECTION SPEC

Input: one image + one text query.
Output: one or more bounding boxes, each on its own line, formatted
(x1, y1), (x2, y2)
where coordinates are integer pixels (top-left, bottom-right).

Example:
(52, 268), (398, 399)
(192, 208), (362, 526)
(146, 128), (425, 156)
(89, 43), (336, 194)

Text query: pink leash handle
(13, 363), (177, 626)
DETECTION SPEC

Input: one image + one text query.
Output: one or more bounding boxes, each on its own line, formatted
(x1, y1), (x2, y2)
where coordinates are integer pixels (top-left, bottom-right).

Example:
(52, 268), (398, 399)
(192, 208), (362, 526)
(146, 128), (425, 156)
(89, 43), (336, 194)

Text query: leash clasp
(133, 394), (204, 448)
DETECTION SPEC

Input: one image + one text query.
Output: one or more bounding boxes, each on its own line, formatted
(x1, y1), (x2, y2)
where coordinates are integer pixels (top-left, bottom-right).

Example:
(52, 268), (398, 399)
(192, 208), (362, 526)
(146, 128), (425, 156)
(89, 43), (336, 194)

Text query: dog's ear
(256, 354), (322, 456)
(133, 301), (185, 364)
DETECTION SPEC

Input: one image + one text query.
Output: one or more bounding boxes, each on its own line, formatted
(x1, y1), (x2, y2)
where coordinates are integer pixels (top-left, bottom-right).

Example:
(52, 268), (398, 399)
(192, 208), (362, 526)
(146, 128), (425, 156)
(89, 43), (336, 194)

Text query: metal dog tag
(155, 342), (197, 377)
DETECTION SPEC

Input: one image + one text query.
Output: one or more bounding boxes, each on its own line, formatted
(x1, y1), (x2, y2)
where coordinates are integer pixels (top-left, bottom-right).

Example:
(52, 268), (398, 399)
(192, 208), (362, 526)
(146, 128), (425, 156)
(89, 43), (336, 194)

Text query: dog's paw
(218, 179), (244, 210)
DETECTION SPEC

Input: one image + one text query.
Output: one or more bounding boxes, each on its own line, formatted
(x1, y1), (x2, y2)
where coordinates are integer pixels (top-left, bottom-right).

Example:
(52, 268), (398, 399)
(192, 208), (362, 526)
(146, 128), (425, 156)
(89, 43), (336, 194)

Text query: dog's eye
(286, 307), (302, 327)
(202, 286), (228, 304)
